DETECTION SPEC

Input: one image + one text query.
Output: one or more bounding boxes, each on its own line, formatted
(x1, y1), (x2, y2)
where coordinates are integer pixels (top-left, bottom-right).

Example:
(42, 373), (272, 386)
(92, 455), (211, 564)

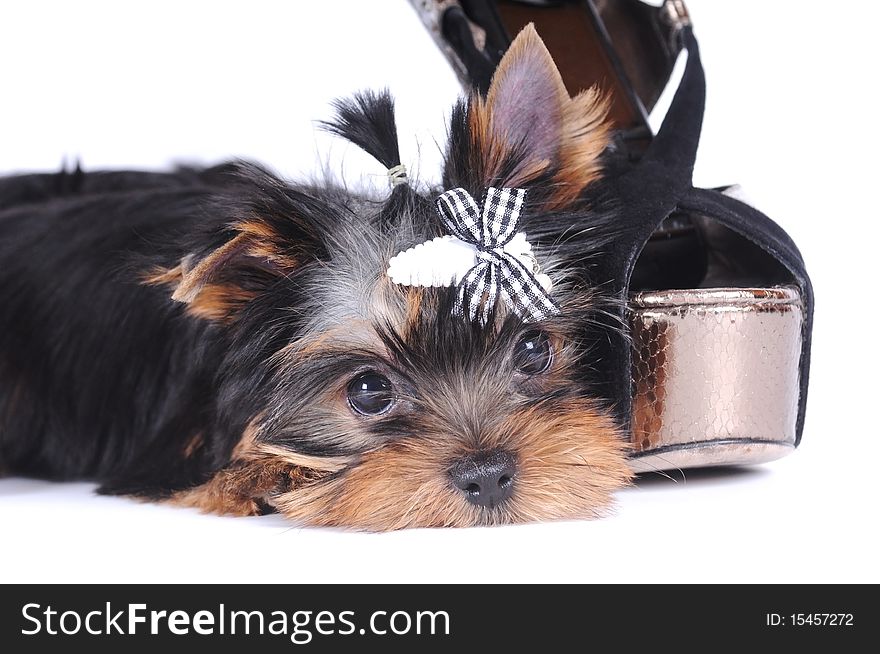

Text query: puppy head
(152, 25), (631, 530)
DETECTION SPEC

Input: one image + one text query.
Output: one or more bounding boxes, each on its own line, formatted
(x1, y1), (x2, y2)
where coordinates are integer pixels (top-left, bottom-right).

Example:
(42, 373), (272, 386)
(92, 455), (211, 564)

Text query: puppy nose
(449, 450), (516, 509)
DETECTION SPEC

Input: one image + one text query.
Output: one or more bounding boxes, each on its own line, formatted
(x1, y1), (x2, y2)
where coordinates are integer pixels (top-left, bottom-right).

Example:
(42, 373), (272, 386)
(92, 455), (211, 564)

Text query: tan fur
(469, 95), (552, 189)
(142, 264), (184, 286)
(401, 287), (425, 338)
(172, 459), (296, 516)
(471, 24), (612, 208)
(171, 422), (351, 516)
(274, 399), (631, 531)
(143, 219), (300, 322)
(145, 263), (258, 322)
(234, 219), (280, 242)
(467, 96), (499, 179)
(182, 432), (204, 459)
(550, 88), (612, 208)
(233, 220), (300, 270)
(171, 232), (251, 303)
(185, 284), (258, 322)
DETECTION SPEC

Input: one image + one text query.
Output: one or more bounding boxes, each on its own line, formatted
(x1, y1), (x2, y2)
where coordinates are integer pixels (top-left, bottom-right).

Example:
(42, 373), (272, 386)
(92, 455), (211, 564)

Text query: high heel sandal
(412, 0), (813, 471)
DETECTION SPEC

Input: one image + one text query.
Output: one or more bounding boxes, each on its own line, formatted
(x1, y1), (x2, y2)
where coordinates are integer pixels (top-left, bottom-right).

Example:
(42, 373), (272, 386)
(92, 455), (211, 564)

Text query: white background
(1, 0), (877, 583)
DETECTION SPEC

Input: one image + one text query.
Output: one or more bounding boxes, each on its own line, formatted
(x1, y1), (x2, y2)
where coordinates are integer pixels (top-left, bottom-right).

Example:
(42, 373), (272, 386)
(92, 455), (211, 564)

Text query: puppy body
(0, 167), (249, 491)
(0, 27), (633, 530)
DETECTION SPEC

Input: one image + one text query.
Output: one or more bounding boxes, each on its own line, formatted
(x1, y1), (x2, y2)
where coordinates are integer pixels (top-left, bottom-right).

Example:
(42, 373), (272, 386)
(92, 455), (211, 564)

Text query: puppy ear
(146, 219), (310, 322)
(466, 24), (611, 208)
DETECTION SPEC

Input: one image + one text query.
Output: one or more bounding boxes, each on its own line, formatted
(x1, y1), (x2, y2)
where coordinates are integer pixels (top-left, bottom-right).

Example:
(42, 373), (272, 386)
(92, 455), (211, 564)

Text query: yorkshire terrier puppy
(0, 26), (632, 530)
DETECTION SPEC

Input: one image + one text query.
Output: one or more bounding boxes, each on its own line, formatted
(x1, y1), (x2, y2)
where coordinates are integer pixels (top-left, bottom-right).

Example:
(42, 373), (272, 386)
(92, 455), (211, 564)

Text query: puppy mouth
(270, 401), (633, 531)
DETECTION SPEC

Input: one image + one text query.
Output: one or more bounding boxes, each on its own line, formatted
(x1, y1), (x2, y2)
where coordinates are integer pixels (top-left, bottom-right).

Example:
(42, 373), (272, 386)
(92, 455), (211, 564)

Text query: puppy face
(269, 289), (630, 530)
(153, 25), (632, 530)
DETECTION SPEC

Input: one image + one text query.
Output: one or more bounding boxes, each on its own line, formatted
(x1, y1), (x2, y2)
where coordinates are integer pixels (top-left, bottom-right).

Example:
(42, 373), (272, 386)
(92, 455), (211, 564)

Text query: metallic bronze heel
(629, 287), (803, 472)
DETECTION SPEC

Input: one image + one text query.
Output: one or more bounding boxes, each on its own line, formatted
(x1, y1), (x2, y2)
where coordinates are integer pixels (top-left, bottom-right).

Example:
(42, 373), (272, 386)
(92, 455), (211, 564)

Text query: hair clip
(388, 187), (556, 323)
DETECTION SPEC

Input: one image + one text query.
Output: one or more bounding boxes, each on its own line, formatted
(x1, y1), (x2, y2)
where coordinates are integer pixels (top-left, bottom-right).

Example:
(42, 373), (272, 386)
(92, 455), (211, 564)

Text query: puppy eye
(346, 372), (395, 416)
(513, 330), (553, 375)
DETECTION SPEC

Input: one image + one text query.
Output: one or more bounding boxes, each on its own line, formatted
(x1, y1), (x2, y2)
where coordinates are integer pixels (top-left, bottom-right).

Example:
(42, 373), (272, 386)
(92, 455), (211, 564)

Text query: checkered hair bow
(435, 187), (559, 324)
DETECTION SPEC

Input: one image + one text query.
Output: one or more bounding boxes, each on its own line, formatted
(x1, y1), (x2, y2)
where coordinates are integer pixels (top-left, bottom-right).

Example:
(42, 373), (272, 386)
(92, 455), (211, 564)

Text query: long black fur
(0, 91), (623, 501)
(320, 90), (402, 170)
(0, 163), (336, 495)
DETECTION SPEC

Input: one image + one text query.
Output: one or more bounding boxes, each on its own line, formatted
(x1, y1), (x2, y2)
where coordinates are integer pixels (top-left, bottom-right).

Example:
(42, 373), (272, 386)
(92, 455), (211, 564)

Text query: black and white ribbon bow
(436, 187), (558, 324)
